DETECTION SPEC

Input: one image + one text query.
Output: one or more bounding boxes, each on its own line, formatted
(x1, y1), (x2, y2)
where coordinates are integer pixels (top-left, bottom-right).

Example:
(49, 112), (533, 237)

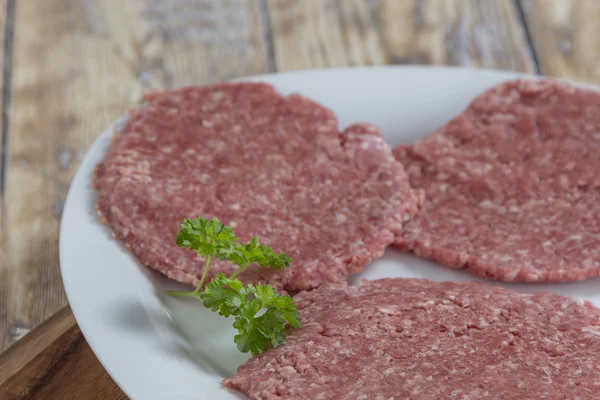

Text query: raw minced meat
(395, 79), (600, 282)
(225, 278), (600, 399)
(94, 82), (420, 292)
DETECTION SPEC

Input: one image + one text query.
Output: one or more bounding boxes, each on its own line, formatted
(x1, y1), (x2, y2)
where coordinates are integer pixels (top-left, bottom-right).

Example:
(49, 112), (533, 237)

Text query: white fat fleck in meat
(489, 113), (516, 122)
(559, 174), (569, 188)
(315, 153), (329, 164)
(479, 200), (495, 209)
(581, 326), (600, 337)
(210, 91), (225, 100)
(336, 214), (347, 223)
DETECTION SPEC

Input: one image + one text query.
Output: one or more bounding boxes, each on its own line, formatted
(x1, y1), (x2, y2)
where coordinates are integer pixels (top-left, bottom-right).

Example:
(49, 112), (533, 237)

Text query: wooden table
(0, 0), (598, 398)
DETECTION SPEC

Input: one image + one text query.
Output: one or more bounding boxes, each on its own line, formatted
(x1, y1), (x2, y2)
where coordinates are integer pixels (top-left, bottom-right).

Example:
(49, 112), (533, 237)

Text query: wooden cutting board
(0, 306), (127, 400)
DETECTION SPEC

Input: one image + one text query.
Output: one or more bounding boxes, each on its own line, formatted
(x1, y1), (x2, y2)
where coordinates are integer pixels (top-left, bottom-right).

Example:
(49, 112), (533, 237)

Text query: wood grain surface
(521, 0), (600, 84)
(0, 0), (268, 353)
(0, 307), (126, 400)
(267, 0), (536, 71)
(0, 0), (597, 398)
(0, 0), (10, 355)
(377, 0), (536, 71)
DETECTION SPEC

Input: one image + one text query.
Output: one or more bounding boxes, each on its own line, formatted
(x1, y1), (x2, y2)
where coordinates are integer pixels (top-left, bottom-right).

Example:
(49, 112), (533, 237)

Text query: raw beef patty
(225, 278), (600, 400)
(94, 82), (420, 292)
(395, 79), (600, 282)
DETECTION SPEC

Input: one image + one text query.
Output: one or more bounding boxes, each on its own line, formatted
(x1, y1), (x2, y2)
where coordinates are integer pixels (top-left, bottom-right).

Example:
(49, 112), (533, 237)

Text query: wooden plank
(521, 0), (600, 84)
(0, 0), (11, 353)
(266, 0), (535, 72)
(0, 0), (6, 190)
(0, 307), (76, 386)
(0, 0), (6, 210)
(0, 307), (127, 400)
(0, 0), (269, 353)
(267, 0), (386, 70)
(378, 0), (536, 71)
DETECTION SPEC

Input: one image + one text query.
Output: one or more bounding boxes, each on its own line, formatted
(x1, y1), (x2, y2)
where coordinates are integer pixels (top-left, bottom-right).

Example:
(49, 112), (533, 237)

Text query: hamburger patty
(95, 82), (420, 292)
(226, 278), (600, 399)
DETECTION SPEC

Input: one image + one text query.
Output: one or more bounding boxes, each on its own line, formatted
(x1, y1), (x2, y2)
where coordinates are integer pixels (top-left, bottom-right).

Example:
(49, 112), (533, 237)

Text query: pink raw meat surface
(225, 278), (600, 399)
(395, 79), (600, 282)
(95, 82), (420, 292)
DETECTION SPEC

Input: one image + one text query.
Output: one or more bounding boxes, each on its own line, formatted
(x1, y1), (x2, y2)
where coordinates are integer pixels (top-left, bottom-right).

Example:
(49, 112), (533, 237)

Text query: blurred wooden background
(0, 0), (599, 396)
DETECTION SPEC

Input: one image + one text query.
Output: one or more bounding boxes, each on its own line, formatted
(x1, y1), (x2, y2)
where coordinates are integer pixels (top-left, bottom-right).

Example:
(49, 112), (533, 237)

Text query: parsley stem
(195, 255), (212, 294)
(228, 264), (247, 280)
(166, 255), (213, 298)
(165, 290), (200, 298)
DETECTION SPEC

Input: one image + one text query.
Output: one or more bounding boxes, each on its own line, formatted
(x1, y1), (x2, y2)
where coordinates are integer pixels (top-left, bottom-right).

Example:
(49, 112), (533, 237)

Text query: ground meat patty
(94, 82), (419, 292)
(225, 278), (600, 400)
(395, 79), (600, 282)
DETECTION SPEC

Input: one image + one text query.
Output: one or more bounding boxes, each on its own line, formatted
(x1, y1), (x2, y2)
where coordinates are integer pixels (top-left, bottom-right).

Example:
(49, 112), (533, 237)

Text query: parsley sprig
(167, 217), (299, 355)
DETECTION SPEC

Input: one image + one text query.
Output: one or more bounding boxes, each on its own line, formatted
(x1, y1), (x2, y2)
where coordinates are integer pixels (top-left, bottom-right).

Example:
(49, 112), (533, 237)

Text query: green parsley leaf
(176, 217), (238, 260)
(272, 294), (300, 329)
(203, 276), (299, 353)
(201, 273), (246, 317)
(231, 284), (299, 355)
(176, 217), (291, 270)
(255, 308), (289, 348)
(233, 315), (272, 355)
(234, 237), (292, 269)
(169, 216), (300, 355)
(233, 302), (288, 355)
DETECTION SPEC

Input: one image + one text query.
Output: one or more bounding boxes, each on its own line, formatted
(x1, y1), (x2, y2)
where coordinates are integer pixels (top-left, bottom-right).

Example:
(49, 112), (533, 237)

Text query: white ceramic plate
(60, 66), (600, 400)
